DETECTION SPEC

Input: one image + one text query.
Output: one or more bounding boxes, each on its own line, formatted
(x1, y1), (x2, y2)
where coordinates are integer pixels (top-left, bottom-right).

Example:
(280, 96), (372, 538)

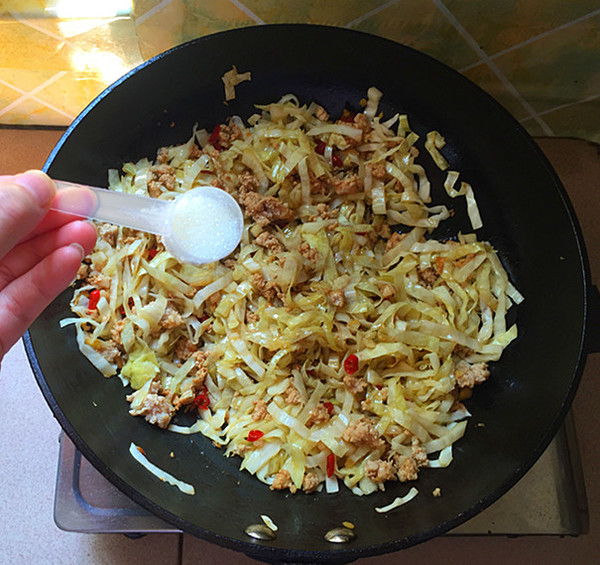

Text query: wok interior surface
(25, 25), (588, 563)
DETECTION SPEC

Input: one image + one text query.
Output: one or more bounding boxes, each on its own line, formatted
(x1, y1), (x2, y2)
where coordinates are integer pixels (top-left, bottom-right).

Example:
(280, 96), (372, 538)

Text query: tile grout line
(460, 7), (600, 73)
(227, 0), (265, 25)
(432, 0), (554, 135)
(0, 71), (74, 121)
(520, 92), (600, 123)
(344, 0), (403, 28)
(135, 0), (175, 25)
(8, 10), (80, 52)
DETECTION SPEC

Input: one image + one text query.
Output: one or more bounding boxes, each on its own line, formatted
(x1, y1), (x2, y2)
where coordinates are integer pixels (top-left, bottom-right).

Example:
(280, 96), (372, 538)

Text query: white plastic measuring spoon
(51, 180), (244, 265)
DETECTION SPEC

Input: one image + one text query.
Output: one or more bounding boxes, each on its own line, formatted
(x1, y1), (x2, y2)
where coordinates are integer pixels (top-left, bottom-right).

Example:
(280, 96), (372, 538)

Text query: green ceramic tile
(237, 0), (391, 25)
(541, 97), (600, 144)
(354, 0), (480, 69)
(462, 62), (530, 121)
(444, 0), (600, 55)
(493, 13), (600, 114)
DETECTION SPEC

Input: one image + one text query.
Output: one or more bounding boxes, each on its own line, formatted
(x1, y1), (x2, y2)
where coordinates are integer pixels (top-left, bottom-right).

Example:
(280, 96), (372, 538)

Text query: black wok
(24, 25), (590, 563)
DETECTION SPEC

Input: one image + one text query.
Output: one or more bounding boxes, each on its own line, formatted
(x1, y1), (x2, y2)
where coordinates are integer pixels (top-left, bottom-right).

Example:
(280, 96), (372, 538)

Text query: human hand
(0, 171), (97, 366)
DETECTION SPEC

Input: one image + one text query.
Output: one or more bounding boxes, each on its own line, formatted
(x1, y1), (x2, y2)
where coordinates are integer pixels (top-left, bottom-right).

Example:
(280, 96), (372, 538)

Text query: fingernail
(69, 242), (85, 259)
(16, 170), (56, 207)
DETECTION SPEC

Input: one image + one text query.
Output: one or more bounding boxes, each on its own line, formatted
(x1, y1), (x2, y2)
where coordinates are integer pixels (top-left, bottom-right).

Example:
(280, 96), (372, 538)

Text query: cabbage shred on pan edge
(61, 87), (523, 496)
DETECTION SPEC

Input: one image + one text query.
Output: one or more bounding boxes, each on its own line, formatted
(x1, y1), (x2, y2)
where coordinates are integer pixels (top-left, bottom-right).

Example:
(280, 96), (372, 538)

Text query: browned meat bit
(174, 351), (209, 407)
(97, 223), (119, 246)
(302, 471), (321, 493)
(328, 289), (346, 309)
(245, 309), (260, 324)
(331, 173), (364, 195)
(368, 161), (387, 180)
(283, 379), (302, 405)
(148, 163), (176, 197)
(159, 304), (184, 329)
(314, 104), (329, 122)
(305, 403), (331, 427)
(251, 273), (283, 303)
(237, 171), (260, 194)
(342, 418), (385, 449)
(454, 360), (490, 388)
(353, 112), (371, 138)
(270, 468), (297, 493)
(87, 271), (111, 290)
(110, 319), (126, 345)
(188, 143), (202, 160)
(298, 242), (319, 264)
(411, 437), (428, 468)
(343, 374), (366, 395)
(316, 203), (338, 220)
(377, 281), (395, 300)
(309, 170), (330, 195)
(385, 231), (408, 252)
(95, 338), (123, 367)
(395, 455), (419, 482)
(254, 231), (285, 253)
(128, 380), (175, 429)
(364, 459), (397, 483)
(216, 123), (242, 149)
(453, 344), (473, 359)
(156, 147), (169, 164)
(175, 337), (197, 362)
(76, 263), (89, 281)
(417, 266), (439, 288)
(374, 220), (391, 239)
(204, 290), (223, 314)
(240, 190), (295, 227)
(252, 399), (269, 421)
(293, 169), (329, 196)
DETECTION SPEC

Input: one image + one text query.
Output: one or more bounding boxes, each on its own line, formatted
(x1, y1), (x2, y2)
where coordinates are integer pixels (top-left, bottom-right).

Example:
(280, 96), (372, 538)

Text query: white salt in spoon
(52, 180), (244, 265)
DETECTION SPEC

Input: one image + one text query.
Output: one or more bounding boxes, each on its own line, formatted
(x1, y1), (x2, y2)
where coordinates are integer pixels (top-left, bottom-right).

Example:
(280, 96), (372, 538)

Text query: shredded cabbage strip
(67, 87), (521, 497)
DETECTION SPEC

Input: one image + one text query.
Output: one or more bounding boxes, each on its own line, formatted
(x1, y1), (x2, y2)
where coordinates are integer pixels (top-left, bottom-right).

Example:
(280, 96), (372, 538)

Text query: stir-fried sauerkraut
(63, 87), (522, 496)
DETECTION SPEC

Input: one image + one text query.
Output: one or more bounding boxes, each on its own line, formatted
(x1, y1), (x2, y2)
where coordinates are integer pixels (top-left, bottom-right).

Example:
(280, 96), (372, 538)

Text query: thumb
(0, 171), (56, 261)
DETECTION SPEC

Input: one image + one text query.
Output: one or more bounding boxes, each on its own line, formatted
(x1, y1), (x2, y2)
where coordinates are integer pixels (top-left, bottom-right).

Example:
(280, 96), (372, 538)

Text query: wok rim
(24, 23), (591, 563)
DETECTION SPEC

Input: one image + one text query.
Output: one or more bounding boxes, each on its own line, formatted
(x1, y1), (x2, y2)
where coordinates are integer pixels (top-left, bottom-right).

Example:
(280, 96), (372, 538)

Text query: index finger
(0, 171), (56, 260)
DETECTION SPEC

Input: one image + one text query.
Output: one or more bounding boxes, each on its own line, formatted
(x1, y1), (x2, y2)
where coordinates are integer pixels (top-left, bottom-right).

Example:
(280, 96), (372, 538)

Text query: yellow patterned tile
(542, 97), (600, 144)
(353, 0), (480, 69)
(0, 78), (24, 113)
(493, 13), (600, 113)
(0, 18), (75, 72)
(2, 0), (46, 15)
(180, 0), (258, 39)
(135, 0), (186, 59)
(0, 96), (70, 126)
(32, 71), (108, 119)
(444, 0), (600, 55)
(0, 67), (61, 93)
(238, 0), (391, 25)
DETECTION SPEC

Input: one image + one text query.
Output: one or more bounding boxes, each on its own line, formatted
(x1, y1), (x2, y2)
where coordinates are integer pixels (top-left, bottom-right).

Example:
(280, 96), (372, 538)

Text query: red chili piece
(315, 140), (326, 155)
(332, 154), (343, 168)
(339, 110), (356, 123)
(323, 401), (334, 415)
(88, 289), (101, 311)
(247, 429), (264, 442)
(148, 248), (158, 259)
(326, 453), (335, 478)
(344, 354), (359, 375)
(208, 124), (223, 151)
(194, 388), (210, 410)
